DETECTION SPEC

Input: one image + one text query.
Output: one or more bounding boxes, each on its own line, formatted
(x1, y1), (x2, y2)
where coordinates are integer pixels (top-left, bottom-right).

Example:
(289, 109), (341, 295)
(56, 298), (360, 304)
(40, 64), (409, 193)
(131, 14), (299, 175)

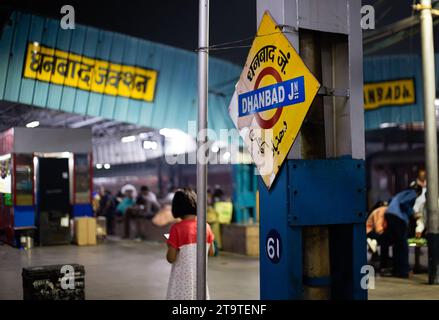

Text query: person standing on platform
(116, 184), (137, 239)
(97, 187), (116, 235)
(384, 183), (423, 278)
(412, 168), (427, 238)
(165, 189), (214, 300)
(366, 201), (389, 267)
(136, 185), (161, 219)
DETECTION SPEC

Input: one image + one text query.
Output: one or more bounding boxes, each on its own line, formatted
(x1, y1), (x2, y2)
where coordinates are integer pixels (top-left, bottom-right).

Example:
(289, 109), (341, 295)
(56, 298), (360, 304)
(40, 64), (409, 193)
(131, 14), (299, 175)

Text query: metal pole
(197, 0), (209, 299)
(420, 0), (439, 284)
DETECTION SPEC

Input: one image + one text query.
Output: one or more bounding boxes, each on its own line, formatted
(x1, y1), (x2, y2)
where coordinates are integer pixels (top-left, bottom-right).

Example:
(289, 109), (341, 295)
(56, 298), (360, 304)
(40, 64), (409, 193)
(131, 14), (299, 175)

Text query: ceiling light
(143, 140), (158, 150)
(159, 128), (181, 138)
(121, 135), (136, 143)
(138, 132), (150, 139)
(159, 128), (171, 137)
(379, 122), (397, 129)
(223, 151), (231, 161)
(211, 145), (220, 153)
(26, 121), (40, 128)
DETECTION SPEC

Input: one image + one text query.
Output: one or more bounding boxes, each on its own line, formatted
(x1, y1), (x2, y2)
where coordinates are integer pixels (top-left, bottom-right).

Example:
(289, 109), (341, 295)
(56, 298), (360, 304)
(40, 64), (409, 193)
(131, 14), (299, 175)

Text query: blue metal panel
(86, 30), (114, 117)
(59, 26), (87, 113)
(61, 26), (87, 114)
(259, 158), (367, 300)
(363, 55), (424, 130)
(288, 157), (366, 226)
(14, 206), (35, 228)
(328, 223), (368, 299)
(0, 11), (241, 139)
(232, 164), (257, 223)
(209, 60), (237, 134)
(149, 45), (179, 130)
(113, 35), (134, 122)
(47, 29), (75, 112)
(0, 12), (15, 99)
(352, 223), (368, 300)
(259, 162), (302, 299)
(137, 41), (158, 126)
(31, 19), (59, 108)
(76, 27), (100, 116)
(72, 204), (93, 217)
(100, 31), (125, 120)
(124, 37), (142, 124)
(166, 53), (195, 131)
(18, 15), (44, 105)
(4, 12), (30, 103)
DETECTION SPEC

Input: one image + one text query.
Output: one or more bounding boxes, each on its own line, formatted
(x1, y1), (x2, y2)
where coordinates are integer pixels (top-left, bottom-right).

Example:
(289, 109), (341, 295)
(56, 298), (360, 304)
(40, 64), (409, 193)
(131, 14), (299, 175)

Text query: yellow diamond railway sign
(228, 11), (321, 189)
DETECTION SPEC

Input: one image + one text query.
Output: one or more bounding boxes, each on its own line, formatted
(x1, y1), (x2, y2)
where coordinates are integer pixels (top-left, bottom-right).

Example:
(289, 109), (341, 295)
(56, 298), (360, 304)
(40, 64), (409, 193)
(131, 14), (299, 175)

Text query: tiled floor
(0, 238), (259, 300)
(1, 239), (438, 300)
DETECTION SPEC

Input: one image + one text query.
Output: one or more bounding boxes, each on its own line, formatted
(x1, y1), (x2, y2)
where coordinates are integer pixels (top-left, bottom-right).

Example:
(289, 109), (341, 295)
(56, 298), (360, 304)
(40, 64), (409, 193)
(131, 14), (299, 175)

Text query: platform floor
(0, 238), (259, 300)
(0, 239), (438, 300)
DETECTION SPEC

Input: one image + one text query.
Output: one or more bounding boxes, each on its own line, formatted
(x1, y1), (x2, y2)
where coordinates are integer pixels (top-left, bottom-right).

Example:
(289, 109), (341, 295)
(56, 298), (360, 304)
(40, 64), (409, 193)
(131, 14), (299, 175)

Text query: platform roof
(363, 54), (439, 130)
(0, 11), (240, 139)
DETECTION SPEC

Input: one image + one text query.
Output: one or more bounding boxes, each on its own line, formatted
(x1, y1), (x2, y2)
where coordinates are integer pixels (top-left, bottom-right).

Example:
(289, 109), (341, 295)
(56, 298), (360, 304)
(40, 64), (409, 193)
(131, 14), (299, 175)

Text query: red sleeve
(167, 223), (179, 249)
(207, 223), (214, 244)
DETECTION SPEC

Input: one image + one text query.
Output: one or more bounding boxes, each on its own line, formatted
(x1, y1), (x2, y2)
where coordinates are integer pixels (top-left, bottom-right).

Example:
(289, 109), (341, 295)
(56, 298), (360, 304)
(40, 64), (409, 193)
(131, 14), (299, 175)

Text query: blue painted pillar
(259, 157), (368, 300)
(259, 162), (303, 299)
(232, 164), (257, 224)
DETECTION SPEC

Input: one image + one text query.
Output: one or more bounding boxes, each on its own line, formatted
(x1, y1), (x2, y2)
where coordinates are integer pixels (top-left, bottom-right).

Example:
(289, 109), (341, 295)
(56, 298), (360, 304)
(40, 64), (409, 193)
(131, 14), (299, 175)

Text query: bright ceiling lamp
(143, 140), (158, 150)
(138, 132), (151, 139)
(223, 151), (231, 161)
(379, 122), (397, 129)
(26, 121), (40, 128)
(211, 143), (220, 153)
(159, 128), (180, 138)
(121, 135), (136, 143)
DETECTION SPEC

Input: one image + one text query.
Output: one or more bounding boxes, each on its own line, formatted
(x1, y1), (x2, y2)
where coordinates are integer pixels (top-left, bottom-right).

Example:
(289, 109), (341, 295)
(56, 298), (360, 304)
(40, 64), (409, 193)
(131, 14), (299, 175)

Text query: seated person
(366, 201), (388, 254)
(383, 183), (423, 278)
(135, 185), (160, 219)
(115, 185), (137, 239)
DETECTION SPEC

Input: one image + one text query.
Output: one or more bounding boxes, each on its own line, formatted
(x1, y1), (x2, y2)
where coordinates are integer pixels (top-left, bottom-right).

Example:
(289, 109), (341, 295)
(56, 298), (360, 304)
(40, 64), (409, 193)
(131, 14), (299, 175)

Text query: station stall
(0, 127), (92, 247)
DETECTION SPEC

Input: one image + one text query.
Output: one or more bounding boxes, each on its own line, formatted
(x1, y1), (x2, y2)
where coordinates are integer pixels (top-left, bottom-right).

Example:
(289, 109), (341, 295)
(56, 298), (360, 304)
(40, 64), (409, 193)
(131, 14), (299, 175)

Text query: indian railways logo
(239, 66), (305, 129)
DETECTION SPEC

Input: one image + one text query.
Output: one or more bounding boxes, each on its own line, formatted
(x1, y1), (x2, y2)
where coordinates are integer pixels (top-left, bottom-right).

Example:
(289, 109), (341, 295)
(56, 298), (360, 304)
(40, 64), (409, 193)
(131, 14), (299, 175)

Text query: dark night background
(0, 0), (256, 65)
(1, 0), (439, 65)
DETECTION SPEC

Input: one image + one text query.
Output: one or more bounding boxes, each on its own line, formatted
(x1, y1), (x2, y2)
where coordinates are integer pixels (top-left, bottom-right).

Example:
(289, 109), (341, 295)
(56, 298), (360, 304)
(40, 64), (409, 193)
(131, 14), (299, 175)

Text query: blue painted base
(232, 164), (257, 224)
(72, 204), (93, 217)
(259, 157), (367, 300)
(14, 206), (35, 228)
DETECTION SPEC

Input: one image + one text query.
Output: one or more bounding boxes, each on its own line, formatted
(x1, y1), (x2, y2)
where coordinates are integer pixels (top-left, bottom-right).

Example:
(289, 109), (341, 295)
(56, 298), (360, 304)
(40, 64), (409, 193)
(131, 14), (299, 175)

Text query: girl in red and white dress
(166, 188), (214, 300)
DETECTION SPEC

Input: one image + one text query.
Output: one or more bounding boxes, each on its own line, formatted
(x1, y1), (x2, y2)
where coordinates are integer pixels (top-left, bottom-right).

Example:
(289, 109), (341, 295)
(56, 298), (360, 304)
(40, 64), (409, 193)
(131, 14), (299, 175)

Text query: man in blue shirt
(116, 185), (137, 239)
(384, 183), (423, 278)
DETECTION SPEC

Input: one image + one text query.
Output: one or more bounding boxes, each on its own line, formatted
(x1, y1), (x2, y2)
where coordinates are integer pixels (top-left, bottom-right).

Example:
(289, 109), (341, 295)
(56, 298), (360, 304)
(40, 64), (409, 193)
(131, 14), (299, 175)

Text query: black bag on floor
(22, 264), (85, 300)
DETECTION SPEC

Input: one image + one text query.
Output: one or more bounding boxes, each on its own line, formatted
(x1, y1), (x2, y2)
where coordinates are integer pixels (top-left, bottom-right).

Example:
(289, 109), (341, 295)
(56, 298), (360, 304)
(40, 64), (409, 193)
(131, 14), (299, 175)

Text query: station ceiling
(0, 100), (144, 140)
(0, 9), (245, 168)
(0, 100), (160, 165)
(1, 3), (436, 165)
(0, 11), (240, 141)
